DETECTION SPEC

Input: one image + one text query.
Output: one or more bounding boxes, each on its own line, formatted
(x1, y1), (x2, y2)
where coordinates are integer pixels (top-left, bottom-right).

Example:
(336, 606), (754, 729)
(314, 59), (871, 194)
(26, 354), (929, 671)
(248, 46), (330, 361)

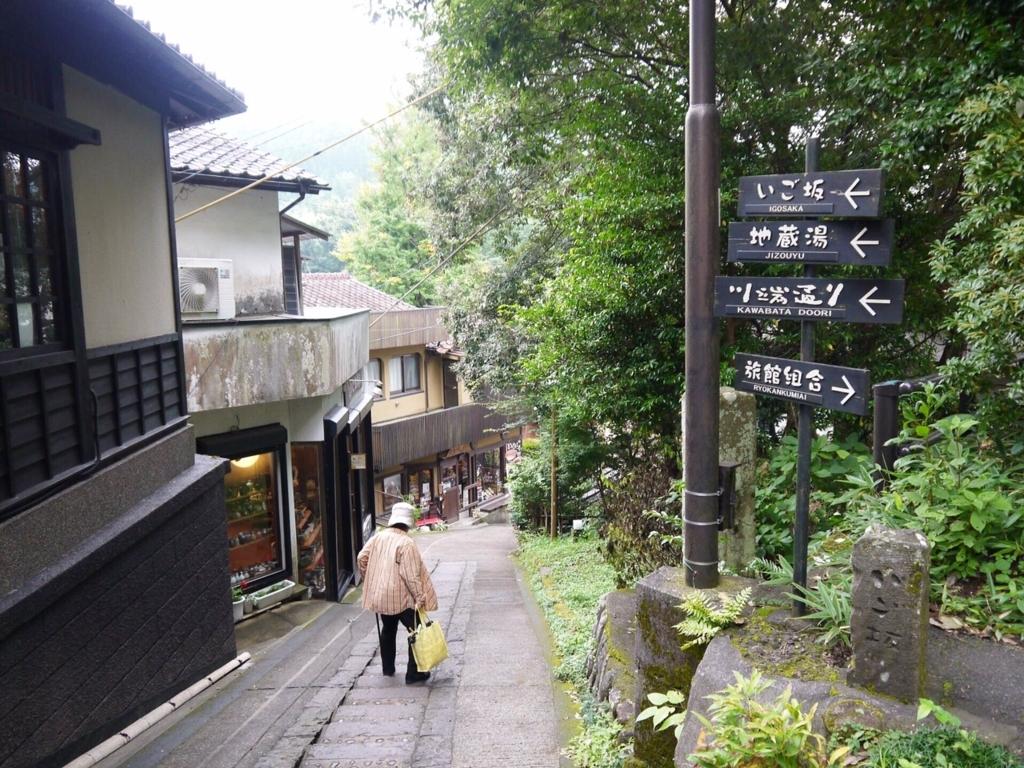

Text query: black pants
(379, 608), (420, 678)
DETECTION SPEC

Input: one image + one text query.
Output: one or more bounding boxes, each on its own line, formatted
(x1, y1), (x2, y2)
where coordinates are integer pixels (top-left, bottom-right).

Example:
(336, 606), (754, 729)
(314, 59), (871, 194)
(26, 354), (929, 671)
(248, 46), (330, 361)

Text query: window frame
(386, 352), (422, 397)
(0, 138), (70, 359)
(366, 357), (383, 399)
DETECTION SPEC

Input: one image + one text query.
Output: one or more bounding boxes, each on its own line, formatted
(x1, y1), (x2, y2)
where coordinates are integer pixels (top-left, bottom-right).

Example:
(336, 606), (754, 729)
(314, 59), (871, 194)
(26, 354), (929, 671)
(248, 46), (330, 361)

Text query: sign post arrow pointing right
(850, 226), (879, 259)
(830, 375), (856, 405)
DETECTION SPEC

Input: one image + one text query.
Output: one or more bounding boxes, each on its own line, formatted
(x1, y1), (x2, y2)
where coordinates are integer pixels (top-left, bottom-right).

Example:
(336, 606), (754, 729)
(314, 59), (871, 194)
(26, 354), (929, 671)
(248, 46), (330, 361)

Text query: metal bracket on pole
(718, 462), (739, 531)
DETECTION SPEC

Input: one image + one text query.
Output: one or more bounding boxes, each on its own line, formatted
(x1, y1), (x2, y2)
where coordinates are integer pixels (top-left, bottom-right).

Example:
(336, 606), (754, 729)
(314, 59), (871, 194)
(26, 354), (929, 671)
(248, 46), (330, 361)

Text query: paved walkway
(301, 523), (562, 768)
(98, 521), (563, 768)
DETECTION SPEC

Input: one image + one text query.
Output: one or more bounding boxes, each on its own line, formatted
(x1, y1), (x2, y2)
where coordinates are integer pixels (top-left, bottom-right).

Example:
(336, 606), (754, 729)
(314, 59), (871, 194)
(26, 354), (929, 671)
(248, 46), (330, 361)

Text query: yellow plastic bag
(409, 609), (448, 672)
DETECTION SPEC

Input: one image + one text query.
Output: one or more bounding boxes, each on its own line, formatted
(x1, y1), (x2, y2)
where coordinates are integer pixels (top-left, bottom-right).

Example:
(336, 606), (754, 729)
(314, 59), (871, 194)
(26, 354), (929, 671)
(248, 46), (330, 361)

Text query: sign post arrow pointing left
(850, 227), (879, 259)
(858, 286), (891, 317)
(830, 375), (856, 405)
(842, 177), (871, 210)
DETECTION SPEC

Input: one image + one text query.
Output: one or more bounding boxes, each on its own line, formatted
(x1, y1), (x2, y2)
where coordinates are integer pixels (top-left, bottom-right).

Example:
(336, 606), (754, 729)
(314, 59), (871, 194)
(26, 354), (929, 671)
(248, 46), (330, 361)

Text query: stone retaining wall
(586, 590), (638, 726)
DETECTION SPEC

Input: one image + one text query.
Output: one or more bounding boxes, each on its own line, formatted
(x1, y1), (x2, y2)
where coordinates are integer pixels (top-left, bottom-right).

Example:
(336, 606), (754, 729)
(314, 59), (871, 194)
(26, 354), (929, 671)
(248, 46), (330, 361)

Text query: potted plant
(251, 579), (296, 611)
(231, 585), (245, 622)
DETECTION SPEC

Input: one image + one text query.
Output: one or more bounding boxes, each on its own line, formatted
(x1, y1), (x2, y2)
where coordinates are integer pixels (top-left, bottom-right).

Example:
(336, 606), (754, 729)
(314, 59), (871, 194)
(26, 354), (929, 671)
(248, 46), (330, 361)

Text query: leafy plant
(867, 726), (1022, 768)
(675, 588), (752, 650)
(755, 434), (871, 561)
(690, 670), (825, 768)
(231, 585), (244, 602)
(515, 532), (626, 768)
(604, 460), (684, 587)
(567, 695), (631, 768)
(794, 573), (853, 649)
(636, 690), (686, 742)
(840, 386), (1024, 637)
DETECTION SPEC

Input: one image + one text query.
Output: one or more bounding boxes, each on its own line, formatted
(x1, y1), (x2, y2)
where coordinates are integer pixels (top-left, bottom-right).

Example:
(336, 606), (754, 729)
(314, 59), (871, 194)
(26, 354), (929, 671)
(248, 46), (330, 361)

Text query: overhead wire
(367, 205), (510, 328)
(174, 81), (448, 225)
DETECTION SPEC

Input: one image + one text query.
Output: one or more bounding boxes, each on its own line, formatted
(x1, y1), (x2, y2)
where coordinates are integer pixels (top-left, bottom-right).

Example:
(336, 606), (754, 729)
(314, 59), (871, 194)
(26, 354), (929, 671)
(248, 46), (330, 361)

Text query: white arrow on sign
(858, 286), (891, 317)
(850, 227), (879, 258)
(842, 177), (871, 209)
(831, 375), (856, 405)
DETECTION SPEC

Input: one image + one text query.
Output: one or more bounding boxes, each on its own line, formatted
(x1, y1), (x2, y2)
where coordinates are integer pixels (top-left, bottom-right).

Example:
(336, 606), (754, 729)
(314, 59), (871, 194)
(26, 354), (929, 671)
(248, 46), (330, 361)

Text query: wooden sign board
(737, 168), (884, 218)
(735, 353), (871, 415)
(714, 276), (904, 325)
(727, 219), (894, 266)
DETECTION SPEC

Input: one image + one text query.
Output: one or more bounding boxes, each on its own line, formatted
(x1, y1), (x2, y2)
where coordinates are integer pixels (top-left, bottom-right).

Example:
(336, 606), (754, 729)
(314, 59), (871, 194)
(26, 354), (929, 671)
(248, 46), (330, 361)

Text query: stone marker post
(849, 525), (930, 702)
(680, 387), (757, 571)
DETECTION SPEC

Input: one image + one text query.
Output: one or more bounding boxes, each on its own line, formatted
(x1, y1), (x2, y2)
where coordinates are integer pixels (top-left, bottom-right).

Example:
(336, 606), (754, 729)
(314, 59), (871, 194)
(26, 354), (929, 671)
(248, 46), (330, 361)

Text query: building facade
(0, 4), (247, 766)
(302, 273), (522, 524)
(171, 128), (376, 603)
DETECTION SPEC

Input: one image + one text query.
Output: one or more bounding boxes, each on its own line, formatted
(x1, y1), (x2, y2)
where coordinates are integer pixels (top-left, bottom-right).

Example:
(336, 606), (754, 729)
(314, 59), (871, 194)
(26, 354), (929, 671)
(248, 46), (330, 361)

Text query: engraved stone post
(850, 525), (930, 702)
(680, 387), (757, 572)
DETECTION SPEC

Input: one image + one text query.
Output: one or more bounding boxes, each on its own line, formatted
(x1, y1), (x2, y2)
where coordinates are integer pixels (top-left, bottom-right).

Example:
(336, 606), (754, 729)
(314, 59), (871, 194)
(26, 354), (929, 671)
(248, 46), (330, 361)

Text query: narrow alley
(96, 520), (566, 768)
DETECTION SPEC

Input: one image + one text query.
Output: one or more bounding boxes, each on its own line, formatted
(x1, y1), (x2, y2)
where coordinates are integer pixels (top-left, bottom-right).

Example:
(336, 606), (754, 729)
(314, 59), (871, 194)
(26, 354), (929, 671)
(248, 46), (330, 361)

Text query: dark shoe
(382, 669), (395, 677)
(405, 671), (430, 684)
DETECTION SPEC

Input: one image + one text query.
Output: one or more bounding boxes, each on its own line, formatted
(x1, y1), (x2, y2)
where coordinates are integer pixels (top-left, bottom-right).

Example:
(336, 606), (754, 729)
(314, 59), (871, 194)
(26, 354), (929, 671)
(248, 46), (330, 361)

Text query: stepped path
(98, 521), (565, 768)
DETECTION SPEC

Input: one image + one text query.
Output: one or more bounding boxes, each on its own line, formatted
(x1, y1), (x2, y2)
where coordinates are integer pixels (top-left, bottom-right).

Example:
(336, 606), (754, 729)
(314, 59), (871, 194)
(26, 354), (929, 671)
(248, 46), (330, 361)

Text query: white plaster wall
(173, 185), (284, 311)
(63, 66), (176, 348)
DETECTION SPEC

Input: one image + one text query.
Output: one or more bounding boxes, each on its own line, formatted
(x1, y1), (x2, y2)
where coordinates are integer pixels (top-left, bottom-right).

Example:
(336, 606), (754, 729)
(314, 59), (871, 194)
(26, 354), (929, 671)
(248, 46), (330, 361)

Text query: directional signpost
(720, 141), (905, 615)
(715, 277), (905, 324)
(727, 219), (894, 266)
(738, 169), (884, 218)
(734, 354), (870, 416)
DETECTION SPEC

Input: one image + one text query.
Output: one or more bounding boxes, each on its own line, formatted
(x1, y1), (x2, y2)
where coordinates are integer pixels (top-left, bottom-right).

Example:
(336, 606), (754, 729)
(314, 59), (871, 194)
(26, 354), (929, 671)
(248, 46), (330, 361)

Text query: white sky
(126, 0), (425, 133)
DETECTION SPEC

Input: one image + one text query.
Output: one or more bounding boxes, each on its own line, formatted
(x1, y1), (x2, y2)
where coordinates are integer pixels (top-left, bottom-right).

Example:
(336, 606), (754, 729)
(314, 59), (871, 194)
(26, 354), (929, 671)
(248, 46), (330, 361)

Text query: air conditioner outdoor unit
(178, 258), (235, 320)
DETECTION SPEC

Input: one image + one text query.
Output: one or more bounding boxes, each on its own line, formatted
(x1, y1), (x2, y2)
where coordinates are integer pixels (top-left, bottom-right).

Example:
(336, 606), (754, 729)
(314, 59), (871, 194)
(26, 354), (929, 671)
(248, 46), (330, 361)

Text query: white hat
(388, 502), (416, 529)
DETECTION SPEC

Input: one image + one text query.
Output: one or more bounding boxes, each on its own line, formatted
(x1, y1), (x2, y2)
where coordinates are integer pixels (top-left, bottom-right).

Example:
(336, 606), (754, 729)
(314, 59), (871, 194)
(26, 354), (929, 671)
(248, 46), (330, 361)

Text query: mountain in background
(258, 119), (376, 272)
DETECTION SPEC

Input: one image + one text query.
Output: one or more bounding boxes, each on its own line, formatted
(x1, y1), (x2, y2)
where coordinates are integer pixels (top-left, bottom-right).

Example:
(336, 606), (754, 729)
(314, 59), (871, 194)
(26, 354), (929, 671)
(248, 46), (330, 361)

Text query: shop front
(192, 380), (377, 604)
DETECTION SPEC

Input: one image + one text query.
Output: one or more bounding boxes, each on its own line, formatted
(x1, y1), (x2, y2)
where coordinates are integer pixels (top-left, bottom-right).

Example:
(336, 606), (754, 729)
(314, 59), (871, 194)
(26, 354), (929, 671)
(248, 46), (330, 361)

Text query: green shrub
(867, 726), (1023, 768)
(568, 695), (631, 768)
(755, 434), (871, 561)
(603, 460), (682, 587)
(840, 386), (1024, 637)
(515, 532), (626, 768)
(690, 670), (825, 768)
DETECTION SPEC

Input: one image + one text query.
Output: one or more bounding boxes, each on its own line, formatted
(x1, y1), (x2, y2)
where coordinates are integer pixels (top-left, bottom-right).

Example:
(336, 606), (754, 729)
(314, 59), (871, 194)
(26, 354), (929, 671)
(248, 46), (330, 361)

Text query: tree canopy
(380, 0), (1024, 464)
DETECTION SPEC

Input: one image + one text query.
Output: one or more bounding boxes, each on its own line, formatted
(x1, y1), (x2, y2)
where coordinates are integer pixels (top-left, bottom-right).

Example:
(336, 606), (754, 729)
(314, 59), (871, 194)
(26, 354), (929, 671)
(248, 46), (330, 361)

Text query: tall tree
(336, 108), (442, 305)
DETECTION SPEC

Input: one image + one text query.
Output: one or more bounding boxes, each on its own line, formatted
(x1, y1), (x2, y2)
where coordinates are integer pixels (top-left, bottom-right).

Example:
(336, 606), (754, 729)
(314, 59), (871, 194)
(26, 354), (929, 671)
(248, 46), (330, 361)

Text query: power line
(368, 206), (510, 328)
(175, 82), (448, 225)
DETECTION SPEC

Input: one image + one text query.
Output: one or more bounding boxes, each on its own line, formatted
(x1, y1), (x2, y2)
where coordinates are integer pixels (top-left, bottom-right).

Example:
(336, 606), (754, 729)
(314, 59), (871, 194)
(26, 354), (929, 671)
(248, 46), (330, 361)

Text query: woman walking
(357, 502), (439, 684)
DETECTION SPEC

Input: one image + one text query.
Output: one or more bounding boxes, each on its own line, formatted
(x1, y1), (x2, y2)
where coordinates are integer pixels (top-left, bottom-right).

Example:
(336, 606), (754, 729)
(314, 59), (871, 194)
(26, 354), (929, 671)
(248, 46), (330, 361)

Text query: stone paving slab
(299, 525), (561, 768)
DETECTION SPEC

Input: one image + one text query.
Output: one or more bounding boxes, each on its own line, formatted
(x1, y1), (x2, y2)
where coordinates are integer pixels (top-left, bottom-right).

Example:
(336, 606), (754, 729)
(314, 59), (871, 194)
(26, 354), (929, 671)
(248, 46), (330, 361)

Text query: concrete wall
(174, 185), (284, 315)
(63, 66), (176, 348)
(425, 354), (444, 410)
(0, 449), (232, 768)
(183, 311), (368, 412)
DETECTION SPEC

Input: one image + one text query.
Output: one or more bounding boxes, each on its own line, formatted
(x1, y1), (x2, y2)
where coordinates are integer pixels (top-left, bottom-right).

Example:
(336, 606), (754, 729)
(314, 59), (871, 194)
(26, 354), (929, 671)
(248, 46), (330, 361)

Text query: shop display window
(292, 443), (325, 596)
(408, 467), (433, 510)
(478, 448), (501, 496)
(226, 451), (283, 587)
(382, 472), (402, 512)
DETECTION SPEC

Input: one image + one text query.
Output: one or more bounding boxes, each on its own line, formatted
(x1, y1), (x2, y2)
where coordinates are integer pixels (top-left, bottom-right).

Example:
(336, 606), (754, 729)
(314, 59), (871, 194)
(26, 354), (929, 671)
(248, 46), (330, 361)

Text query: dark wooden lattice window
(0, 145), (62, 351)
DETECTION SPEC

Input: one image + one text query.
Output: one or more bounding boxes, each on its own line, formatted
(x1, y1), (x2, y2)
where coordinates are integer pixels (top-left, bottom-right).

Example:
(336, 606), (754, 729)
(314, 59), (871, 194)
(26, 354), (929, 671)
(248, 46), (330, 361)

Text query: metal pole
(550, 409), (558, 538)
(683, 0), (721, 589)
(872, 380), (901, 489)
(792, 137), (820, 616)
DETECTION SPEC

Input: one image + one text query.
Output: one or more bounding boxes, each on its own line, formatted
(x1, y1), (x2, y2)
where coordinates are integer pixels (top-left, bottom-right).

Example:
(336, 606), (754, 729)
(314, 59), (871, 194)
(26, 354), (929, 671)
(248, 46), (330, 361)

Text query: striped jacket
(357, 527), (438, 615)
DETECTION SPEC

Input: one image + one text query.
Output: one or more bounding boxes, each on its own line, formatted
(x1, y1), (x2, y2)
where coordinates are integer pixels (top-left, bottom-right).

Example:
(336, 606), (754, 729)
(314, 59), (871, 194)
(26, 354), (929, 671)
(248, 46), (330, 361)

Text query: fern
(747, 555), (793, 585)
(674, 588), (752, 649)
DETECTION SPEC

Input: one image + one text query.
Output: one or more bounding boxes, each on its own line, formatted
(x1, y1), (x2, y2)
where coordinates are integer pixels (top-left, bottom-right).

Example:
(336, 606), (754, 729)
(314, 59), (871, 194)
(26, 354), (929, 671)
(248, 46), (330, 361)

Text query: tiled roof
(169, 126), (329, 190)
(109, 2), (244, 106)
(302, 272), (415, 313)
